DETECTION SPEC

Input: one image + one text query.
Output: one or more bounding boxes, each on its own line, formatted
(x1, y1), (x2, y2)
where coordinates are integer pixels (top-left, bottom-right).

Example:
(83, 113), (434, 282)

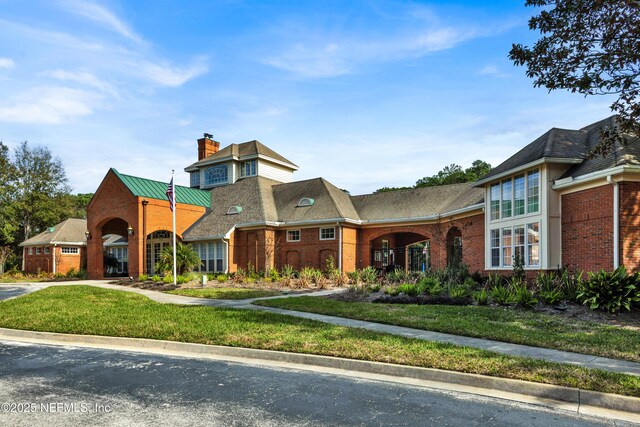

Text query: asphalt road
(0, 341), (631, 427)
(0, 286), (31, 301)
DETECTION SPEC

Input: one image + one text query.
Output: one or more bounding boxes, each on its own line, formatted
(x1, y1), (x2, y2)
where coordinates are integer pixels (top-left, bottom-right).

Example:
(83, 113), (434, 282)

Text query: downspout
(22, 247), (25, 271)
(222, 240), (229, 274)
(337, 222), (343, 272)
(142, 200), (149, 274)
(52, 244), (56, 274)
(607, 176), (619, 269)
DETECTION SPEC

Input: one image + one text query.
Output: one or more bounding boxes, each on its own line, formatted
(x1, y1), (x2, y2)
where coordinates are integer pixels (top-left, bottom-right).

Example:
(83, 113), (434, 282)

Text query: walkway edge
(0, 328), (638, 423)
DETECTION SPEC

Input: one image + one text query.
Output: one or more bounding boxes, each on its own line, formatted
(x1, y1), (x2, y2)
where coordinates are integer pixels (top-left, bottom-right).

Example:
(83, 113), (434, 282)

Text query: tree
(155, 243), (201, 276)
(11, 141), (71, 240)
(0, 142), (17, 245)
(509, 0), (640, 155)
(0, 246), (13, 274)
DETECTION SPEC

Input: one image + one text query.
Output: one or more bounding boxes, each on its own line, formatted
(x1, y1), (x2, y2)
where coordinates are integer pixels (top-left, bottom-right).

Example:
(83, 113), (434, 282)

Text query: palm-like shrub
(154, 243), (201, 276)
(577, 266), (640, 314)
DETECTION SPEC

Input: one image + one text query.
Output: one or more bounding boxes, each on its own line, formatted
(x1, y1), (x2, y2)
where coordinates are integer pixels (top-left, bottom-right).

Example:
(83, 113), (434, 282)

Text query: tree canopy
(509, 0), (640, 155)
(0, 141), (93, 248)
(375, 160), (491, 193)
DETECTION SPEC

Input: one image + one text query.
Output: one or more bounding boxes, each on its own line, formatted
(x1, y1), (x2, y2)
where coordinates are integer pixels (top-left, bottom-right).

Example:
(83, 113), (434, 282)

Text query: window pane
(190, 172), (200, 187)
(527, 223), (540, 266)
(490, 184), (500, 220)
(514, 175), (525, 216)
(501, 180), (512, 218)
(527, 170), (540, 213)
(490, 229), (500, 267)
(514, 226), (525, 265)
(502, 228), (512, 267)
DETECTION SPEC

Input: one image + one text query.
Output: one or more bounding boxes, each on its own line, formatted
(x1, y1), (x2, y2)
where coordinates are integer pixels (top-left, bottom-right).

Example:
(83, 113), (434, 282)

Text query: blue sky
(0, 0), (615, 194)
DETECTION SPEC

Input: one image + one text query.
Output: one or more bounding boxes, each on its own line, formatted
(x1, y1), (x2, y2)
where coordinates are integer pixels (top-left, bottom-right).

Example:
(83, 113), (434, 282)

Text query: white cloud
(0, 57), (15, 69)
(265, 26), (473, 78)
(0, 86), (101, 124)
(477, 65), (508, 78)
(41, 69), (116, 94)
(61, 0), (143, 43)
(134, 58), (208, 87)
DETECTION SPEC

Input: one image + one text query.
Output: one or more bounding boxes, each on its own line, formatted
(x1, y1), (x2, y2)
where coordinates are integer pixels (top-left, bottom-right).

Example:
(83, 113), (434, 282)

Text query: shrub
(367, 283), (381, 292)
(384, 286), (401, 296)
(398, 283), (420, 297)
(151, 275), (161, 283)
(472, 289), (489, 305)
(512, 252), (525, 283)
(176, 275), (189, 285)
(428, 282), (444, 296)
(299, 267), (317, 287)
(65, 267), (77, 278)
(490, 285), (513, 305)
(347, 270), (361, 285)
(234, 268), (247, 284)
(163, 275), (174, 284)
(535, 271), (556, 294)
(281, 265), (296, 279)
(216, 274), (228, 282)
(577, 266), (640, 314)
(511, 283), (538, 308)
(154, 243), (200, 275)
(417, 276), (440, 293)
(448, 286), (469, 299)
(485, 273), (503, 289)
(539, 289), (564, 306)
(360, 266), (378, 285)
(138, 274), (149, 282)
(386, 269), (408, 284)
(269, 269), (281, 282)
(560, 269), (583, 301)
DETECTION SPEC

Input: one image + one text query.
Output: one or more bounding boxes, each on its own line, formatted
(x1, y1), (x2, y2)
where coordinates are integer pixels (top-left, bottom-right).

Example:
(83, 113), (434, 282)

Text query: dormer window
(297, 198), (314, 207)
(240, 160), (257, 178)
(190, 172), (201, 188)
(204, 165), (228, 186)
(227, 206), (243, 215)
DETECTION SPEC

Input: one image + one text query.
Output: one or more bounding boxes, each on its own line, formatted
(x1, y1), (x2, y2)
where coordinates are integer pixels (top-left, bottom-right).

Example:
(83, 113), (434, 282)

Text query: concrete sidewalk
(3, 280), (640, 377)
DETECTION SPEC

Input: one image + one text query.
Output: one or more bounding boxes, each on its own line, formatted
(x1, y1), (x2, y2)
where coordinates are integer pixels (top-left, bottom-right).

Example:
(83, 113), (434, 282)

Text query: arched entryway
(370, 232), (429, 273)
(100, 218), (131, 277)
(407, 240), (430, 273)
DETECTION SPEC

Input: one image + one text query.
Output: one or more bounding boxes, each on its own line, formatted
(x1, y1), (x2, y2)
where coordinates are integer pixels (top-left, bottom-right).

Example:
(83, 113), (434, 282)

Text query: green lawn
(254, 296), (640, 363)
(167, 287), (282, 300)
(0, 286), (638, 397)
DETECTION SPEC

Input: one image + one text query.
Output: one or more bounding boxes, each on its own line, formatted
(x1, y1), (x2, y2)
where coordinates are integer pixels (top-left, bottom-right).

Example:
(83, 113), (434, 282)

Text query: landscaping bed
(0, 285), (638, 397)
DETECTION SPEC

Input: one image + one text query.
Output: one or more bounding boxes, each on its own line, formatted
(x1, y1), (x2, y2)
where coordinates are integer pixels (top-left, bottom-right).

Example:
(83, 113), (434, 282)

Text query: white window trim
(203, 164), (229, 187)
(319, 227), (335, 240)
(286, 230), (301, 242)
(61, 246), (80, 254)
(28, 247), (33, 255)
(35, 247), (42, 255)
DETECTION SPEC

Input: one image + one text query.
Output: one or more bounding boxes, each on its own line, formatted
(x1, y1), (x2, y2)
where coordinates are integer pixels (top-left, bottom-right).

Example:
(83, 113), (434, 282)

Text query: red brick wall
(619, 181), (640, 272)
(357, 213), (485, 274)
(86, 170), (207, 278)
(561, 185), (613, 273)
(23, 245), (86, 274)
(274, 227), (340, 271)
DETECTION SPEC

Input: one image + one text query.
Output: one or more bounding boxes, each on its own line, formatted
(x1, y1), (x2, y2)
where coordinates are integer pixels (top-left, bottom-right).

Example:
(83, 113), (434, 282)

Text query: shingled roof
(183, 176), (485, 241)
(19, 218), (87, 246)
(351, 183), (484, 221)
(476, 116), (640, 184)
(185, 140), (298, 171)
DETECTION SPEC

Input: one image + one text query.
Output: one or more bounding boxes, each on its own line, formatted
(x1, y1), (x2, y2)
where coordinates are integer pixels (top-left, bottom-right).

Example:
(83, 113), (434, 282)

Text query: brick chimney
(197, 133), (220, 160)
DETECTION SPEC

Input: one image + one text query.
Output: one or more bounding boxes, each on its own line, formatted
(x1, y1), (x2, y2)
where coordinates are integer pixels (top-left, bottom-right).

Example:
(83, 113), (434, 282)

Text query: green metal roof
(111, 168), (211, 208)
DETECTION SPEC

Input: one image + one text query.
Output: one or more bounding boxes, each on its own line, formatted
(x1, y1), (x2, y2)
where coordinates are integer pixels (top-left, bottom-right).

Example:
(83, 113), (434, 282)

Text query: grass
(166, 287), (282, 300)
(0, 286), (638, 397)
(254, 296), (640, 363)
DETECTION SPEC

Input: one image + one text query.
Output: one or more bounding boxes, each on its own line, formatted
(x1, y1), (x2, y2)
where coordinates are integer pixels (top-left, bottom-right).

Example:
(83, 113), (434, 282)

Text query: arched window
(446, 227), (463, 269)
(297, 197), (314, 207)
(204, 164), (228, 186)
(227, 206), (242, 215)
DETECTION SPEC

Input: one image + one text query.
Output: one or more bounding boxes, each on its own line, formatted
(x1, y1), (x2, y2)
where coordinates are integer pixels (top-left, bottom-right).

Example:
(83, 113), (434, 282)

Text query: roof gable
(185, 140), (298, 171)
(20, 218), (87, 246)
(111, 169), (211, 208)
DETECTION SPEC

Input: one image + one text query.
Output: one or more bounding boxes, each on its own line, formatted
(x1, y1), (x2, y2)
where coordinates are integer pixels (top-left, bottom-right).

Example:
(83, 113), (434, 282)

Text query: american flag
(166, 177), (175, 212)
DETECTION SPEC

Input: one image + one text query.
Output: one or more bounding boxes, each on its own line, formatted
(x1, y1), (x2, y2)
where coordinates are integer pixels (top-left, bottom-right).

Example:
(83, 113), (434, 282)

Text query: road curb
(0, 327), (638, 423)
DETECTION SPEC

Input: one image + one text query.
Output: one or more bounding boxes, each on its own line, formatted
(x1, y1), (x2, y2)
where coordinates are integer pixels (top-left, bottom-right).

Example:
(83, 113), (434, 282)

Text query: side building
(19, 218), (87, 275)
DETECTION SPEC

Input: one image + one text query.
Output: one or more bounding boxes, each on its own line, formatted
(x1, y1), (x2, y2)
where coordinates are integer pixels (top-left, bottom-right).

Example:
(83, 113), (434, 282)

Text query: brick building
(19, 218), (87, 275)
(85, 116), (640, 278)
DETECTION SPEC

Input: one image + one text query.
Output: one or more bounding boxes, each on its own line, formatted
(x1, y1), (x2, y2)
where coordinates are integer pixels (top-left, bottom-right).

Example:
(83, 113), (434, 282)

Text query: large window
(287, 230), (300, 242)
(190, 172), (200, 188)
(490, 223), (540, 268)
(191, 242), (226, 273)
(240, 160), (257, 177)
(489, 169), (540, 221)
(204, 165), (228, 186)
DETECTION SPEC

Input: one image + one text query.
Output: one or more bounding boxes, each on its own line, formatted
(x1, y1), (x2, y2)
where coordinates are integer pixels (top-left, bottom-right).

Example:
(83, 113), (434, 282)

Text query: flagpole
(171, 169), (177, 285)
